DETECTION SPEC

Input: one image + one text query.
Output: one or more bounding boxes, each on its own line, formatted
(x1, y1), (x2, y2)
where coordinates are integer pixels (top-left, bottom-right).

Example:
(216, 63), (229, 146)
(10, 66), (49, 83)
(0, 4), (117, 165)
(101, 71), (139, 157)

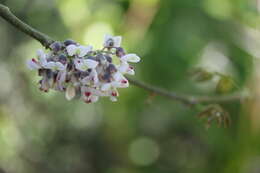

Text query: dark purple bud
(38, 69), (45, 76)
(46, 69), (53, 79)
(58, 54), (67, 64)
(105, 55), (112, 63)
(50, 41), (62, 52)
(80, 71), (90, 78)
(107, 39), (114, 47)
(67, 63), (73, 71)
(64, 39), (77, 46)
(102, 72), (112, 82)
(74, 71), (81, 78)
(106, 64), (117, 73)
(95, 54), (106, 63)
(52, 72), (58, 82)
(116, 47), (125, 57)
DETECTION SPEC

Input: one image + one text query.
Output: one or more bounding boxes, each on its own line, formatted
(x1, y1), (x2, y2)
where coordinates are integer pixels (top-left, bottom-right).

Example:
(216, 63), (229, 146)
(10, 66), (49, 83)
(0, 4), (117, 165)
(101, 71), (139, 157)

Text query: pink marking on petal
(84, 92), (91, 97)
(121, 80), (128, 84)
(32, 58), (37, 63)
(129, 66), (134, 70)
(111, 92), (117, 97)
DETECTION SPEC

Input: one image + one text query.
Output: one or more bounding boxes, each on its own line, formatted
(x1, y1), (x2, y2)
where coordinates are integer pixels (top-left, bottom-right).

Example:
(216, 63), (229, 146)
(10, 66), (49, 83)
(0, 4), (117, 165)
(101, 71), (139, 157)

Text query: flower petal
(118, 62), (129, 73)
(127, 68), (135, 75)
(26, 60), (40, 70)
(36, 49), (45, 59)
(84, 59), (98, 69)
(101, 83), (111, 91)
(103, 34), (112, 47)
(91, 70), (99, 84)
(121, 54), (140, 63)
(113, 72), (124, 81)
(65, 85), (76, 100)
(76, 63), (88, 71)
(66, 45), (77, 56)
(78, 45), (92, 57)
(113, 36), (122, 47)
(55, 62), (66, 71)
(36, 49), (48, 66)
(45, 62), (56, 70)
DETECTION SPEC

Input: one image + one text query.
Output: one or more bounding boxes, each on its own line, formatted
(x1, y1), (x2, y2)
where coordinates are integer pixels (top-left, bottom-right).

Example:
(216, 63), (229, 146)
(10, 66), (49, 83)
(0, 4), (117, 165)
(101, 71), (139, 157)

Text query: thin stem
(127, 77), (243, 105)
(0, 4), (244, 105)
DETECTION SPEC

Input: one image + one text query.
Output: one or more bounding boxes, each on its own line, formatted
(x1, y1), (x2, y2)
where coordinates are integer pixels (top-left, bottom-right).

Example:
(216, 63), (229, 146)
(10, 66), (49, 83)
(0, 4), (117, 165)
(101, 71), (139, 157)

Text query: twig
(0, 4), (244, 105)
(127, 77), (242, 105)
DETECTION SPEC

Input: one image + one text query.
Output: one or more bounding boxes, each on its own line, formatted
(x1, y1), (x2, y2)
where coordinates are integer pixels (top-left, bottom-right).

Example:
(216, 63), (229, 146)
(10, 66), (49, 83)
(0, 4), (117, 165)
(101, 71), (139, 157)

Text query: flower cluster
(26, 35), (141, 103)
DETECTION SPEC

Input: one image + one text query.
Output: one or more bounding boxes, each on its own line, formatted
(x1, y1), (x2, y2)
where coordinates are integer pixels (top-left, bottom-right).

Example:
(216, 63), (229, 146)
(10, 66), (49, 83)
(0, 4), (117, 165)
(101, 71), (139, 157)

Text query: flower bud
(80, 71), (90, 78)
(46, 69), (53, 79)
(106, 64), (117, 74)
(95, 54), (106, 64)
(64, 39), (77, 46)
(58, 54), (67, 64)
(116, 47), (125, 57)
(38, 69), (45, 76)
(105, 55), (112, 63)
(101, 72), (112, 82)
(50, 41), (62, 52)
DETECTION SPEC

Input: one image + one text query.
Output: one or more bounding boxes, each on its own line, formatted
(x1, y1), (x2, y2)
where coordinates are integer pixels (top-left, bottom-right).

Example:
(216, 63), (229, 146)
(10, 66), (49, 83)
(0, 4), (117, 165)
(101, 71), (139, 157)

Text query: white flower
(121, 54), (140, 63)
(37, 49), (48, 66)
(39, 71), (54, 92)
(99, 86), (119, 101)
(45, 62), (66, 71)
(118, 62), (135, 75)
(26, 49), (48, 70)
(100, 72), (129, 90)
(81, 86), (100, 103)
(109, 89), (119, 102)
(27, 58), (41, 70)
(56, 71), (67, 91)
(103, 34), (122, 48)
(66, 45), (92, 57)
(74, 59), (98, 71)
(81, 69), (99, 85)
(113, 72), (129, 88)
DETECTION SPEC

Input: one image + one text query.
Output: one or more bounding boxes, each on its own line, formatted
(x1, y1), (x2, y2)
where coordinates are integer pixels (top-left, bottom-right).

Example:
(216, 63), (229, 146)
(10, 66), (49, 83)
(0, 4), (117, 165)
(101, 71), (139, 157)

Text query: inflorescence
(26, 34), (141, 103)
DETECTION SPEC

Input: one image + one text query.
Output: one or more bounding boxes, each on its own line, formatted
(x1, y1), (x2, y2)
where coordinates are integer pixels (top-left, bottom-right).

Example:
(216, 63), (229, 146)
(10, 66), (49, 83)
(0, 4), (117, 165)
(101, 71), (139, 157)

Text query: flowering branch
(0, 4), (244, 105)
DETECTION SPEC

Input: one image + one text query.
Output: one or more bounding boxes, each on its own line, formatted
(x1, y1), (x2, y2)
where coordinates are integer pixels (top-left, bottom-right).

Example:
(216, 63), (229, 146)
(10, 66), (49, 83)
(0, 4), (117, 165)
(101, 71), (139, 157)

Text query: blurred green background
(0, 0), (260, 172)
